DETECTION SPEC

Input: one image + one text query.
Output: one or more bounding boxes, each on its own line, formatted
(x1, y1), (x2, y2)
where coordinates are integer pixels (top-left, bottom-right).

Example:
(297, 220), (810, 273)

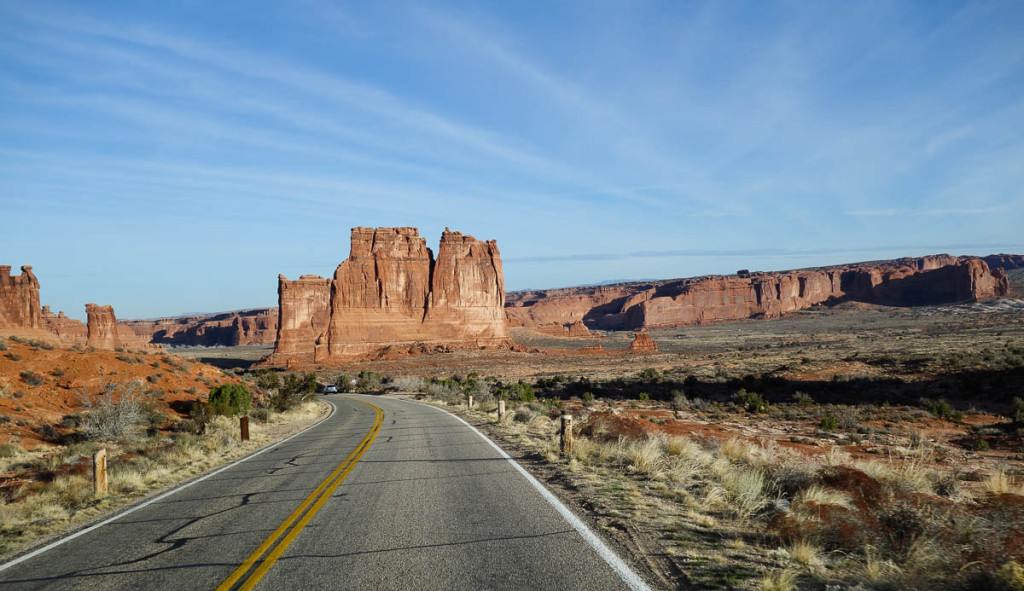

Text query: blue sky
(2, 1), (1023, 320)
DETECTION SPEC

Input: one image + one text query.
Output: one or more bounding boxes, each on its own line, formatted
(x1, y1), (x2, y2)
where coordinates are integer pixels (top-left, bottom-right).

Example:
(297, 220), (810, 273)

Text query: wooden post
(560, 415), (573, 456)
(93, 448), (108, 496)
(240, 416), (250, 441)
(467, 395), (474, 408)
(498, 399), (505, 420)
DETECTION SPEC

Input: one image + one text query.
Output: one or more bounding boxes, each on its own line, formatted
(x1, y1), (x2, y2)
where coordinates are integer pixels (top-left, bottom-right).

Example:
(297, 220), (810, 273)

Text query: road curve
(0, 395), (648, 590)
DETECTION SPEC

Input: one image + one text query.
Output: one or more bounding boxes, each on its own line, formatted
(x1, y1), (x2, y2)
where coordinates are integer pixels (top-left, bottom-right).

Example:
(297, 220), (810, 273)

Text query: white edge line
(0, 400), (338, 573)
(415, 401), (652, 591)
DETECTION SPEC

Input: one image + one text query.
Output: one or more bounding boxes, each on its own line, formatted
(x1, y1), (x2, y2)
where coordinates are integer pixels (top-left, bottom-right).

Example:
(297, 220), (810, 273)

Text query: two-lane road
(0, 396), (649, 590)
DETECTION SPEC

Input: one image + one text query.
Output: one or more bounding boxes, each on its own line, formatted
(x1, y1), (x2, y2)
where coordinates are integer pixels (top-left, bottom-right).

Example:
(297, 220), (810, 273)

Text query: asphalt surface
(0, 396), (644, 590)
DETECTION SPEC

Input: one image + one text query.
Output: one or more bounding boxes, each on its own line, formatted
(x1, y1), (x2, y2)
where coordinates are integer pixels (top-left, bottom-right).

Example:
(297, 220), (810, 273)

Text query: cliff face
(86, 304), (121, 350)
(272, 276), (331, 361)
(42, 306), (87, 343)
(0, 265), (41, 330)
(983, 254), (1024, 272)
(268, 227), (508, 363)
(507, 255), (1010, 332)
(318, 227), (509, 360)
(124, 308), (279, 347)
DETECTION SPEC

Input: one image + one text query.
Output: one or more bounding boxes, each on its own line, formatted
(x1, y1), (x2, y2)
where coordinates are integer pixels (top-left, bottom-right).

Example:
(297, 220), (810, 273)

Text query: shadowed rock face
(122, 309), (278, 347)
(0, 265), (41, 330)
(86, 304), (121, 350)
(271, 227), (509, 363)
(507, 254), (1011, 332)
(983, 254), (1024, 272)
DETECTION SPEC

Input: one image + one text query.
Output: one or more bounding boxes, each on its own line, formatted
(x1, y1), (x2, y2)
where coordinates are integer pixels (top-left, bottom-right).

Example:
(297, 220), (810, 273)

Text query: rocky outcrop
(42, 306), (87, 344)
(124, 308), (278, 347)
(0, 265), (41, 331)
(271, 276), (331, 362)
(532, 320), (594, 338)
(270, 227), (508, 363)
(629, 333), (658, 353)
(507, 254), (1011, 332)
(983, 254), (1024, 272)
(86, 304), (121, 350)
(319, 227), (509, 360)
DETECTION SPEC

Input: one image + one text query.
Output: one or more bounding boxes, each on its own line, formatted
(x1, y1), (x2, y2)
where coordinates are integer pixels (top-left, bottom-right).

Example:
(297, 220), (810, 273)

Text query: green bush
(638, 392), (650, 401)
(355, 371), (383, 392)
(921, 398), (963, 421)
(255, 369), (281, 392)
(582, 391), (595, 407)
(270, 372), (317, 412)
(20, 370), (44, 386)
(820, 412), (840, 431)
(207, 383), (252, 417)
(732, 389), (768, 413)
(639, 367), (660, 382)
(1010, 397), (1024, 424)
(792, 391), (814, 407)
(493, 381), (535, 403)
(0, 338), (6, 351)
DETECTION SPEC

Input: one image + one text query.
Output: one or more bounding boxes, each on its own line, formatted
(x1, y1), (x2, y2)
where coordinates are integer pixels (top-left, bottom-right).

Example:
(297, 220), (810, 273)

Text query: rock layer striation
(0, 266), (41, 331)
(507, 255), (1010, 332)
(271, 227), (509, 363)
(86, 304), (121, 350)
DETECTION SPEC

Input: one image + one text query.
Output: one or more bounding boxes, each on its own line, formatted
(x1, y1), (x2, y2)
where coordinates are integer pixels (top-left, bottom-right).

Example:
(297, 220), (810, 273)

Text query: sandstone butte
(85, 303), (122, 350)
(506, 254), (1011, 332)
(0, 265), (42, 332)
(629, 332), (658, 354)
(270, 227), (509, 364)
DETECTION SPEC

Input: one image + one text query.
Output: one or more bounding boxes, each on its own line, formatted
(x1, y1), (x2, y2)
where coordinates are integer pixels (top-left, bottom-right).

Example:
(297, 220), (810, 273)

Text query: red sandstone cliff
(271, 276), (331, 361)
(629, 333), (658, 353)
(268, 227), (508, 363)
(42, 306), (87, 344)
(983, 254), (1024, 272)
(0, 265), (41, 331)
(318, 227), (509, 360)
(507, 255), (1010, 332)
(86, 304), (121, 350)
(123, 308), (278, 347)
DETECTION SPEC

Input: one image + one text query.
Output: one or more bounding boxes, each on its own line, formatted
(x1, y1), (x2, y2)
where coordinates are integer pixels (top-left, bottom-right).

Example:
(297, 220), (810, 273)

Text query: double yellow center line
(217, 398), (384, 591)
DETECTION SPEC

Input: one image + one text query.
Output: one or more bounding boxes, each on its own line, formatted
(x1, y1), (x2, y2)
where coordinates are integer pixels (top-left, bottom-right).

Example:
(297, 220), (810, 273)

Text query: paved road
(0, 396), (648, 590)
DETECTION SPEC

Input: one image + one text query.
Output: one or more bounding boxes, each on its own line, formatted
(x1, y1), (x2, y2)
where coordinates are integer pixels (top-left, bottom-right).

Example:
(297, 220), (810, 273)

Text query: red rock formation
(86, 304), (121, 350)
(533, 320), (593, 338)
(0, 265), (41, 330)
(983, 254), (1024, 272)
(271, 276), (331, 363)
(629, 333), (658, 353)
(318, 227), (509, 359)
(124, 308), (279, 347)
(507, 254), (1010, 332)
(42, 306), (87, 344)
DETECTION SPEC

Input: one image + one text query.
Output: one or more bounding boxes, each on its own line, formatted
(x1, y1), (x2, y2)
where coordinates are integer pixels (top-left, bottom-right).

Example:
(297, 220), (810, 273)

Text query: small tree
(207, 383), (252, 416)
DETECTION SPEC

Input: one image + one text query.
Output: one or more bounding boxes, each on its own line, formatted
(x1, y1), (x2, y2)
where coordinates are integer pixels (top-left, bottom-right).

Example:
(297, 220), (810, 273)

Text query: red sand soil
(0, 340), (239, 449)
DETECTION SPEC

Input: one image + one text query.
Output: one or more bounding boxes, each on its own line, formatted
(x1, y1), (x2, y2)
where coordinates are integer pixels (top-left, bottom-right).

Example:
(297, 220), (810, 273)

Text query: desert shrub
(355, 371), (383, 392)
(207, 384), (252, 417)
(639, 367), (660, 382)
(638, 392), (650, 401)
(389, 376), (425, 393)
(29, 339), (54, 350)
(1009, 397), (1024, 424)
(0, 337), (6, 351)
(6, 352), (21, 361)
(60, 413), (86, 428)
(921, 398), (963, 421)
(493, 381), (536, 403)
(820, 412), (840, 431)
(8, 336), (25, 344)
(270, 372), (317, 412)
(80, 397), (146, 441)
(425, 381), (461, 403)
(20, 370), (44, 386)
(670, 390), (687, 410)
(254, 369), (281, 391)
(732, 389), (768, 413)
(334, 373), (352, 391)
(250, 407), (270, 423)
(513, 408), (534, 423)
(582, 391), (595, 407)
(0, 442), (23, 457)
(0, 414), (11, 424)
(792, 391), (814, 407)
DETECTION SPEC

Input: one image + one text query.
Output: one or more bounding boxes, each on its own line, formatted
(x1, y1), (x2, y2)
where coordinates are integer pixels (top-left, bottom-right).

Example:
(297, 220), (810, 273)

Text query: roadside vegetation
(379, 368), (1024, 591)
(0, 364), (327, 559)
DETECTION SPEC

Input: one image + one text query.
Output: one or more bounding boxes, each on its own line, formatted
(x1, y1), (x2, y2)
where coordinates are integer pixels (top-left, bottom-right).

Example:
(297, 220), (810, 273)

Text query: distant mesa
(269, 227), (509, 365)
(506, 254), (1010, 332)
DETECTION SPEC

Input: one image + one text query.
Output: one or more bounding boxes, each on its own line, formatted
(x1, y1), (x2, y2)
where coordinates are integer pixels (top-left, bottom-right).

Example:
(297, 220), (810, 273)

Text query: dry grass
(0, 400), (330, 558)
